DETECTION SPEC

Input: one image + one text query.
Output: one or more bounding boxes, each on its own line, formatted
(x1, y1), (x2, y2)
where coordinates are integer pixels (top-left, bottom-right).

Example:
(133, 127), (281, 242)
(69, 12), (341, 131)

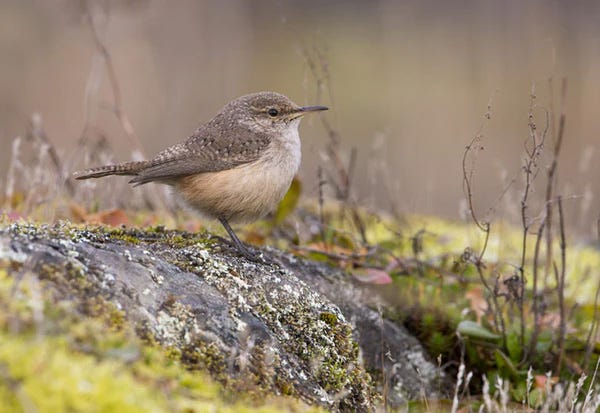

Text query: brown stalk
(317, 166), (328, 249)
(525, 215), (547, 363)
(583, 278), (600, 369)
(28, 115), (75, 195)
(72, 1), (168, 212)
(517, 85), (549, 349)
(544, 78), (568, 288)
(84, 3), (145, 154)
(301, 41), (368, 245)
(555, 196), (567, 374)
(461, 94), (506, 346)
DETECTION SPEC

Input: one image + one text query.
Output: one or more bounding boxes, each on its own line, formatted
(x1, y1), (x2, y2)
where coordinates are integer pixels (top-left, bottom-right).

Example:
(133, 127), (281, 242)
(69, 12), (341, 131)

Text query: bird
(74, 91), (328, 260)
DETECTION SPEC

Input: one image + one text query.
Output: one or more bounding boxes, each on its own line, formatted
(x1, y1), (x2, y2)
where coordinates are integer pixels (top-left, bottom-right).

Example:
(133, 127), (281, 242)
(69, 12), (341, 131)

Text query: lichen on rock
(0, 220), (446, 411)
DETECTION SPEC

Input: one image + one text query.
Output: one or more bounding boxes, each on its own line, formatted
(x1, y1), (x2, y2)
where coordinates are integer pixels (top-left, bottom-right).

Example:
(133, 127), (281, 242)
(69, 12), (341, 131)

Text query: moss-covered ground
(0, 255), (321, 413)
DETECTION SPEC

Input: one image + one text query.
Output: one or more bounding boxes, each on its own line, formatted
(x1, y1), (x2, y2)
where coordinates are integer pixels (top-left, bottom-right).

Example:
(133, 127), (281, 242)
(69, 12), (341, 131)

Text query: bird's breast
(175, 126), (301, 223)
(263, 125), (301, 173)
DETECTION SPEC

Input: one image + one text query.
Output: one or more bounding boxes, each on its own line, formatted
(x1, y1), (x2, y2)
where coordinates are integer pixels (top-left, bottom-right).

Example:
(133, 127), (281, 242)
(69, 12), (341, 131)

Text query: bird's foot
(237, 245), (266, 263)
(213, 234), (266, 263)
(218, 217), (268, 263)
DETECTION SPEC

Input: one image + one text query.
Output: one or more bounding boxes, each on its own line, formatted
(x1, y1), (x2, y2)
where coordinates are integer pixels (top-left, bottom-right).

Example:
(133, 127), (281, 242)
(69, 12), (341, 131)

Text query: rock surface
(0, 221), (449, 411)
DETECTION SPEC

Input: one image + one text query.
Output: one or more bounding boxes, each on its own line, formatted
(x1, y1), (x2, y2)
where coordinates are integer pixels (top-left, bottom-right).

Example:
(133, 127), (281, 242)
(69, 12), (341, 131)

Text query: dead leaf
(95, 209), (129, 226)
(465, 287), (488, 323)
(244, 230), (266, 246)
(4, 210), (25, 221)
(534, 375), (558, 390)
(69, 203), (88, 223)
(352, 268), (392, 285)
(70, 203), (129, 226)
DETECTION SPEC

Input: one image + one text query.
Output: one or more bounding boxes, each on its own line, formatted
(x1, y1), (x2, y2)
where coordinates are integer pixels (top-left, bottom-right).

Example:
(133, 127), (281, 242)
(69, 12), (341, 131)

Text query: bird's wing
(129, 117), (271, 186)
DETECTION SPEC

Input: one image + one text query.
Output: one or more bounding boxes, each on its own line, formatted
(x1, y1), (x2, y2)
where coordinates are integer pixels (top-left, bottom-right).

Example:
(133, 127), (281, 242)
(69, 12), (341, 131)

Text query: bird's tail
(73, 160), (148, 180)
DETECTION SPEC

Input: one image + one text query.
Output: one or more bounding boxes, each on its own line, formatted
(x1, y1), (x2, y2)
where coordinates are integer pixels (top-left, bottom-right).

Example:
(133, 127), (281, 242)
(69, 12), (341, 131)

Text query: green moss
(163, 346), (182, 361)
(107, 228), (142, 245)
(0, 334), (168, 413)
(0, 331), (318, 413)
(0, 233), (322, 413)
(318, 311), (338, 327)
(180, 340), (227, 376)
(276, 379), (296, 396)
(427, 331), (453, 356)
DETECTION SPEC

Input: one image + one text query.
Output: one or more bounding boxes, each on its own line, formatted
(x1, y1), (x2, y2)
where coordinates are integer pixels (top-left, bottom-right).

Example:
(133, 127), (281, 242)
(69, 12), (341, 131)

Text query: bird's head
(230, 91), (328, 131)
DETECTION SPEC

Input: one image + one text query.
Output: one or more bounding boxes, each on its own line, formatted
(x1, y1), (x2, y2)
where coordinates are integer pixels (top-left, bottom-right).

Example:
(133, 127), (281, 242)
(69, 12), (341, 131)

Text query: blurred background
(1, 0), (599, 238)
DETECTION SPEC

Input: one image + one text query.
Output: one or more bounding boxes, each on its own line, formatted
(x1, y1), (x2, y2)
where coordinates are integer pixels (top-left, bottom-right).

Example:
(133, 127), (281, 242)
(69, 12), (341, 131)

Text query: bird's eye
(267, 108), (279, 117)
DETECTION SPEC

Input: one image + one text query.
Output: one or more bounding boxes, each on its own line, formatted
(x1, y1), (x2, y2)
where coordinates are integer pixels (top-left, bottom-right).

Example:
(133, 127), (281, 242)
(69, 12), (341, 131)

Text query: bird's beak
(298, 105), (329, 113)
(290, 106), (329, 120)
(291, 105), (328, 119)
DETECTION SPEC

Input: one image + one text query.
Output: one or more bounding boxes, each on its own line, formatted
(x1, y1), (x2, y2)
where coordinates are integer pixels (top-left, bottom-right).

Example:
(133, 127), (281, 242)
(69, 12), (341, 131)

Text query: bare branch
(544, 78), (568, 287)
(84, 2), (145, 155)
(555, 196), (567, 374)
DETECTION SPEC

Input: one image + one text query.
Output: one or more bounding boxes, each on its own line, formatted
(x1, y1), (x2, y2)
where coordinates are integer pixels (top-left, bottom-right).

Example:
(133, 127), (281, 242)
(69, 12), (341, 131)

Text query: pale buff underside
(174, 126), (301, 223)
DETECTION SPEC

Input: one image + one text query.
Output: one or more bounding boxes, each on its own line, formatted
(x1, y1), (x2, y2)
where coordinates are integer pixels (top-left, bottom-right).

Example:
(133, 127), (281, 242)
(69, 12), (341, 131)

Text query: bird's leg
(218, 217), (261, 261)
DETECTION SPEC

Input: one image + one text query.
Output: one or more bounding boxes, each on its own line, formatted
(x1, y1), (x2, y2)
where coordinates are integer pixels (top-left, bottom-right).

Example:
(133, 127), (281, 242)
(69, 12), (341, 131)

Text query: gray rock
(0, 221), (449, 411)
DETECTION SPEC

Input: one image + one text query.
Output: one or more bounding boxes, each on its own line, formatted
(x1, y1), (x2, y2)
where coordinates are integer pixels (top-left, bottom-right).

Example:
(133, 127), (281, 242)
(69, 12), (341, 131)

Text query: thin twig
(461, 93), (495, 232)
(555, 196), (567, 374)
(525, 214), (547, 363)
(84, 3), (145, 154)
(4, 137), (23, 206)
(461, 133), (487, 233)
(583, 277), (600, 370)
(317, 166), (328, 249)
(301, 41), (368, 245)
(71, 1), (168, 213)
(30, 114), (74, 194)
(518, 85), (549, 349)
(461, 93), (507, 343)
(544, 78), (567, 288)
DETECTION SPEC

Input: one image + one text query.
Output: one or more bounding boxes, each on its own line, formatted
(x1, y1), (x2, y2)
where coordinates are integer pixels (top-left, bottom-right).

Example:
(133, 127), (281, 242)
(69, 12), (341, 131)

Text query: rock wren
(74, 91), (328, 259)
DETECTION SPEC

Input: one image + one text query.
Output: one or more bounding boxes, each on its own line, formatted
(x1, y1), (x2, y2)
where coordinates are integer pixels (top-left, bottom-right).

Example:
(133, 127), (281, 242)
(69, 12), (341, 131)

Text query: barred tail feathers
(73, 160), (148, 180)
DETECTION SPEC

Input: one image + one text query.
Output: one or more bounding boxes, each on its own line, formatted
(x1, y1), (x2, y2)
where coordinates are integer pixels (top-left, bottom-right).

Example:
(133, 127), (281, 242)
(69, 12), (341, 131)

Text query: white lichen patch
(66, 249), (79, 258)
(148, 269), (164, 285)
(100, 273), (116, 289)
(154, 301), (200, 346)
(0, 238), (29, 263)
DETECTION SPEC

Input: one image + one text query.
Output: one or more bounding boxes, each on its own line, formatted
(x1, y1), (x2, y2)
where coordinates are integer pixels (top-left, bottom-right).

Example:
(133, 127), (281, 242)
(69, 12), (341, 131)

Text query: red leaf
(352, 268), (393, 285)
